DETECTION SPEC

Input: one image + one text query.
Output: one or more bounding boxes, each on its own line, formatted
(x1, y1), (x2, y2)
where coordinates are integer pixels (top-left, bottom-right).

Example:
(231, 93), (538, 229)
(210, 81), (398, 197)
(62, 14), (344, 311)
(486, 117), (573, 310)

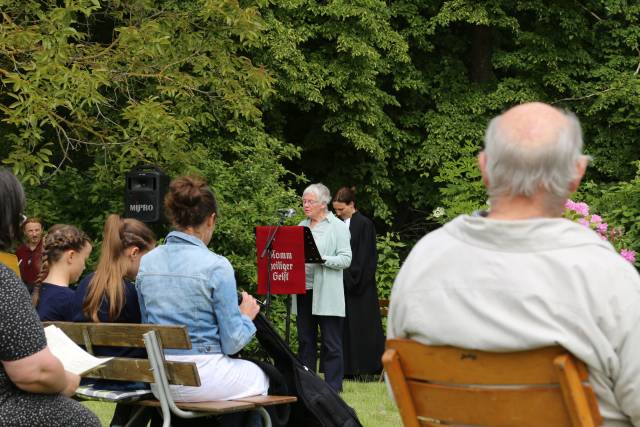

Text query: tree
(0, 0), (299, 292)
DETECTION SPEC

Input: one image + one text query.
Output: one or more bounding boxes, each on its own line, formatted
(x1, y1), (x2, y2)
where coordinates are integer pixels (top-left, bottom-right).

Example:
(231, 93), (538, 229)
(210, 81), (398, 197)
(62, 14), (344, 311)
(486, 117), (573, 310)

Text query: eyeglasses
(302, 198), (321, 206)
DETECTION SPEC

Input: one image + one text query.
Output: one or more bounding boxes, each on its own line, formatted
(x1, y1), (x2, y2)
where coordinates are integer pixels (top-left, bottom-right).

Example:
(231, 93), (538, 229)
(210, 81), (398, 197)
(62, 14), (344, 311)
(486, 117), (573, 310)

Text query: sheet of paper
(44, 325), (113, 375)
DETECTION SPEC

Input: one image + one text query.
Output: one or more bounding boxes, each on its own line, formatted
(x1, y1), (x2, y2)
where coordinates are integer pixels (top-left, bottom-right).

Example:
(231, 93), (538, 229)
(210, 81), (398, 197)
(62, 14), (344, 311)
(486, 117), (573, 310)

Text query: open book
(44, 325), (113, 375)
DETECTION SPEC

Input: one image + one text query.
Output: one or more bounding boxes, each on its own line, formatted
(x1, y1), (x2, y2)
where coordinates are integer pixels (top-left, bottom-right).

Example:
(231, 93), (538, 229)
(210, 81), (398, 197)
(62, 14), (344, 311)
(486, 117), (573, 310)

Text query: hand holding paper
(44, 325), (113, 376)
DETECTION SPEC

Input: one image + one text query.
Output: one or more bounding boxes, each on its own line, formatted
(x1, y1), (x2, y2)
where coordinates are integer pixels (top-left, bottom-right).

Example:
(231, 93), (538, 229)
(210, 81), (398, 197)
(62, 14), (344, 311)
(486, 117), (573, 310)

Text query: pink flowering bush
(564, 200), (636, 264)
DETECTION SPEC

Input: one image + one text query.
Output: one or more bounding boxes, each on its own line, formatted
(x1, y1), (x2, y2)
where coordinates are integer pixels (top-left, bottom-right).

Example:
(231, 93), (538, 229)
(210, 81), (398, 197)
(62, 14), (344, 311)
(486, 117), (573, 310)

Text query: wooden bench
(44, 322), (296, 427)
(383, 339), (602, 427)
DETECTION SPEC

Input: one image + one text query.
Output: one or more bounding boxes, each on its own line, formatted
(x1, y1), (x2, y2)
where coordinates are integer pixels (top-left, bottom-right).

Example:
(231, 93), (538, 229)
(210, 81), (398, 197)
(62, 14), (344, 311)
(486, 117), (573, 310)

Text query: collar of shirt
(165, 230), (208, 249)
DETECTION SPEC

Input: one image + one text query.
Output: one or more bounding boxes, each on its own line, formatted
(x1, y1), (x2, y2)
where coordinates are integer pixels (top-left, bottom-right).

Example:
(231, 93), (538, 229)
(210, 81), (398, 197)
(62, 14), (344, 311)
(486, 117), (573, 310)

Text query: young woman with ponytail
(32, 225), (92, 321)
(70, 215), (156, 427)
(72, 214), (155, 332)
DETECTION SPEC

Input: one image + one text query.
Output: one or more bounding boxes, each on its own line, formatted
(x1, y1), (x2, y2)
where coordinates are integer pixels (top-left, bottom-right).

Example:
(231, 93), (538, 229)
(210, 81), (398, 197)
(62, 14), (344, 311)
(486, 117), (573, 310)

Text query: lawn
(81, 379), (400, 426)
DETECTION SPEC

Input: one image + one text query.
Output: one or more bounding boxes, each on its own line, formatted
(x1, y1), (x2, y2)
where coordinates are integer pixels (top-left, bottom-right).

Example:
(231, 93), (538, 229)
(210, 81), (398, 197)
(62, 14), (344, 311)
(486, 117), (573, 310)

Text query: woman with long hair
(0, 167), (100, 426)
(71, 214), (156, 427)
(73, 214), (155, 328)
(32, 224), (92, 321)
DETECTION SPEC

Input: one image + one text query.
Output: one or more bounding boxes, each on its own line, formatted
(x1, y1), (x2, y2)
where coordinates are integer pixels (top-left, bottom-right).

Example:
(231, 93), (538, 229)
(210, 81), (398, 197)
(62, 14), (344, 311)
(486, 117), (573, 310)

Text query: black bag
(253, 313), (363, 427)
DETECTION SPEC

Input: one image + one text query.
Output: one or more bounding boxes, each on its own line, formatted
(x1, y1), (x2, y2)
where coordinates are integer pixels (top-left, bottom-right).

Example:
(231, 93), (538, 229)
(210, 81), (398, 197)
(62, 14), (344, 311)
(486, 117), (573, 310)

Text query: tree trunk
(470, 25), (493, 84)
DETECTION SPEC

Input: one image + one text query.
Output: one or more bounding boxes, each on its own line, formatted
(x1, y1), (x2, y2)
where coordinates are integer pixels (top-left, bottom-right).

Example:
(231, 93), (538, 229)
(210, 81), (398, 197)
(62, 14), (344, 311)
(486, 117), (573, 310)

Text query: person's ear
(129, 246), (140, 258)
(568, 156), (588, 193)
(478, 151), (490, 188)
(209, 213), (217, 230)
(65, 250), (76, 265)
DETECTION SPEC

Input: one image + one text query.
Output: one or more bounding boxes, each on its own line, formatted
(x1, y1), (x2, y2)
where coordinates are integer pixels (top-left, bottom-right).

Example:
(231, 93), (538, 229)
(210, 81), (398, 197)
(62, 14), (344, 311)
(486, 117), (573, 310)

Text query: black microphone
(277, 208), (296, 218)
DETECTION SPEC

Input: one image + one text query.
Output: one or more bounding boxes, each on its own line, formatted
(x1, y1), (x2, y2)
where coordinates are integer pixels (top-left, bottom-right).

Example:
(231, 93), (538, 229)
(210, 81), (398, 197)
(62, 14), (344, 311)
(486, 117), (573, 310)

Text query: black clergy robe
(342, 211), (385, 376)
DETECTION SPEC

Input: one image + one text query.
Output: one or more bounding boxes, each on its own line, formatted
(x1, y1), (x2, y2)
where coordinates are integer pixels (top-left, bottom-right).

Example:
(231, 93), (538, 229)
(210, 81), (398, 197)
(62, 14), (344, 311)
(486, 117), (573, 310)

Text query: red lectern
(256, 225), (323, 338)
(256, 226), (323, 295)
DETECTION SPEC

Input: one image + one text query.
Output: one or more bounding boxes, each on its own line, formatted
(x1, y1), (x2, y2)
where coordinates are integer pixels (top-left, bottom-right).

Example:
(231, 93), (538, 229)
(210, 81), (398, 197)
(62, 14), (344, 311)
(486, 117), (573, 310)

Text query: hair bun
(165, 176), (218, 228)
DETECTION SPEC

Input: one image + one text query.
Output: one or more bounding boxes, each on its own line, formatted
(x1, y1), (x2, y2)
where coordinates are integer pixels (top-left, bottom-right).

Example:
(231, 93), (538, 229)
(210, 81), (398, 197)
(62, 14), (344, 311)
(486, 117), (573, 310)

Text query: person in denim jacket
(136, 176), (268, 405)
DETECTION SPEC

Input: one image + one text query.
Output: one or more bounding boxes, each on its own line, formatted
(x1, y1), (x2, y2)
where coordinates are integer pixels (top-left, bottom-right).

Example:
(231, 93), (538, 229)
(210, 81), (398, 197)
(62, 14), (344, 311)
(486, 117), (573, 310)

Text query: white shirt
(388, 215), (640, 427)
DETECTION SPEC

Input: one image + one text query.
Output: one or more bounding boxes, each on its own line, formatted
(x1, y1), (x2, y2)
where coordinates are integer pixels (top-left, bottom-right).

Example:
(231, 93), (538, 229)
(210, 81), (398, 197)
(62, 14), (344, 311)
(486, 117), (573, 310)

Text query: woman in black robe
(332, 187), (385, 378)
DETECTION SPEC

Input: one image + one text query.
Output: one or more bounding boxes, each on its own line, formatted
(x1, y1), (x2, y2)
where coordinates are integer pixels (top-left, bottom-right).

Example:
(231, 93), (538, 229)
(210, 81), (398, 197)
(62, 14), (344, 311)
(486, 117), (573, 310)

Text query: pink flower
(574, 202), (589, 216)
(577, 218), (589, 227)
(597, 223), (608, 233)
(564, 200), (576, 210)
(620, 249), (636, 264)
(590, 214), (602, 224)
(564, 199), (589, 216)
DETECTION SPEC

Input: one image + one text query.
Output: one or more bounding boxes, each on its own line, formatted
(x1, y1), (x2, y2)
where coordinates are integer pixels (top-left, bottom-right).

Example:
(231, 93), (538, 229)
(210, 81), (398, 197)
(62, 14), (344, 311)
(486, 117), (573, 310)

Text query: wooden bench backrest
(43, 322), (200, 387)
(383, 339), (603, 427)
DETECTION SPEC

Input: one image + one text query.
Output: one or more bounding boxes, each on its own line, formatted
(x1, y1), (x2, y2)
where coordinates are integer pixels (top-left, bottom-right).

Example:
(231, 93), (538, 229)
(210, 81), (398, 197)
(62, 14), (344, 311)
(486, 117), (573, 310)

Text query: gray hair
(303, 183), (331, 209)
(484, 109), (588, 200)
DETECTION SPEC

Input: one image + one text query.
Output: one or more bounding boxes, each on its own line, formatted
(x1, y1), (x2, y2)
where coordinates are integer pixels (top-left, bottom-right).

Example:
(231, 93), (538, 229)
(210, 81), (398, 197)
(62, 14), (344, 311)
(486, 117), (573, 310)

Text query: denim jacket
(136, 231), (256, 356)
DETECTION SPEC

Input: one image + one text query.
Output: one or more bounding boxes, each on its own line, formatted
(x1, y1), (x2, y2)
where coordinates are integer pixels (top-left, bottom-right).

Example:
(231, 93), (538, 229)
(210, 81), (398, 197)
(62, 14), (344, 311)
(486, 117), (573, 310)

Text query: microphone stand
(260, 212), (286, 319)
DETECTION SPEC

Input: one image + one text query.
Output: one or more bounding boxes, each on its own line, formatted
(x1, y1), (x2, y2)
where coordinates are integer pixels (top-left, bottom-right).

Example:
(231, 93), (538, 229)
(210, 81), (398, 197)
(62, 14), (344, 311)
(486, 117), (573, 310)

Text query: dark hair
(32, 224), (91, 308)
(164, 176), (218, 228)
(21, 217), (43, 231)
(84, 215), (155, 322)
(333, 186), (357, 206)
(0, 168), (25, 251)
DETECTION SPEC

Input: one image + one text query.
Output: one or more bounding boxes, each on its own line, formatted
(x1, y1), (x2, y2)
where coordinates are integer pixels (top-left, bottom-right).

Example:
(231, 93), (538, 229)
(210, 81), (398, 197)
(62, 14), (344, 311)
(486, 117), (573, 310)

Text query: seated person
(136, 176), (268, 404)
(0, 167), (100, 427)
(32, 224), (92, 321)
(71, 215), (156, 427)
(388, 102), (640, 426)
(72, 214), (155, 356)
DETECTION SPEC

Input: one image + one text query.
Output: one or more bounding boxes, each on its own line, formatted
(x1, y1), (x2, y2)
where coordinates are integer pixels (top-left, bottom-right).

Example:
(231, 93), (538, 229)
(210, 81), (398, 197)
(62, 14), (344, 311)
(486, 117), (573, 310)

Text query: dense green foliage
(3, 0), (640, 298)
(0, 0), (300, 293)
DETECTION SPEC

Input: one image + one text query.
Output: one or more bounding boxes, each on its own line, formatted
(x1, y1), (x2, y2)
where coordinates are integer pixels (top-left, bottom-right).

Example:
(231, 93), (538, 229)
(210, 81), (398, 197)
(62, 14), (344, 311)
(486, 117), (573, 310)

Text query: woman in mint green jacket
(295, 183), (351, 393)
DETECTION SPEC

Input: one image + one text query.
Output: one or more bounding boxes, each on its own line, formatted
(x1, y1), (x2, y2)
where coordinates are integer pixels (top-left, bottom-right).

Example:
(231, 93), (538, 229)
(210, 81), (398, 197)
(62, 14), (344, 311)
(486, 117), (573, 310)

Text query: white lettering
(272, 271), (289, 281)
(270, 261), (294, 271)
(129, 204), (154, 213)
(270, 250), (293, 260)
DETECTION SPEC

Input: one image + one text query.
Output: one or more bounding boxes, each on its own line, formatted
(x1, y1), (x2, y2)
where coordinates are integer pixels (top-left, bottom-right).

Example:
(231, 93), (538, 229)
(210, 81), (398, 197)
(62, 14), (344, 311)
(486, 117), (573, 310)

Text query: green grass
(342, 379), (401, 426)
(81, 379), (400, 427)
(81, 400), (115, 427)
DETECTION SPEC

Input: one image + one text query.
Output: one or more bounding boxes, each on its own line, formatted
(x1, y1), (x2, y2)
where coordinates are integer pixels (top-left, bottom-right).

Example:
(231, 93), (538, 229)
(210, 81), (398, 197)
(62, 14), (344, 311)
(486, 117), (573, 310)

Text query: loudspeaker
(124, 165), (169, 223)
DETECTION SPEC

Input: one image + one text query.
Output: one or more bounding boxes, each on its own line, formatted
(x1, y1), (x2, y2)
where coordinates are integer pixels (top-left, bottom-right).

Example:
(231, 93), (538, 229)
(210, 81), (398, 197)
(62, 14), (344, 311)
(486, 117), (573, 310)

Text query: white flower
(432, 207), (446, 218)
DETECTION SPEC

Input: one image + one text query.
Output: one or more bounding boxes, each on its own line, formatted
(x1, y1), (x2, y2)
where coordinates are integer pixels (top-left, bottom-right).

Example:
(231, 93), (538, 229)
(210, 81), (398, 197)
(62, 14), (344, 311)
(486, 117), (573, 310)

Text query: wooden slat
(382, 348), (420, 427)
(135, 399), (257, 414)
(43, 322), (192, 350)
(234, 395), (297, 406)
(409, 381), (572, 427)
(555, 354), (602, 426)
(386, 339), (585, 384)
(82, 357), (200, 387)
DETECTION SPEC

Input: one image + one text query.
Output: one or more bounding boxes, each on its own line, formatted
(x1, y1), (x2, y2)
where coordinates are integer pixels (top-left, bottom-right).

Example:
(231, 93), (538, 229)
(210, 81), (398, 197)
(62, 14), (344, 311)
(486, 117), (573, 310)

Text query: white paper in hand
(44, 325), (113, 375)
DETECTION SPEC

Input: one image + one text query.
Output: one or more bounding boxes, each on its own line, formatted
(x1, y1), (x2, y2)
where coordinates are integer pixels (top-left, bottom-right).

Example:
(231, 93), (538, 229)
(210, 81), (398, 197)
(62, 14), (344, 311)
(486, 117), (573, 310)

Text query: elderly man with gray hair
(388, 102), (640, 426)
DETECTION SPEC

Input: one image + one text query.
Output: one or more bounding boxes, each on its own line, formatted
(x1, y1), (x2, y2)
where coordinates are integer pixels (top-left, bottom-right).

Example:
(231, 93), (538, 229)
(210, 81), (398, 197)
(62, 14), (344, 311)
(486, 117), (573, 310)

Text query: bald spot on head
(497, 102), (570, 149)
